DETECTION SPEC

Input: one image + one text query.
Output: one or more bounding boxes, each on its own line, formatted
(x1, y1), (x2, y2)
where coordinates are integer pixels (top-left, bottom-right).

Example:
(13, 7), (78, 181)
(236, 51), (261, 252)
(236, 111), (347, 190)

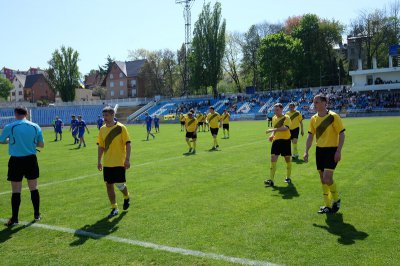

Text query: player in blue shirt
(54, 116), (63, 141)
(0, 106), (44, 226)
(77, 115), (89, 148)
(153, 115), (160, 133)
(144, 113), (155, 141)
(70, 115), (79, 144)
(97, 115), (104, 130)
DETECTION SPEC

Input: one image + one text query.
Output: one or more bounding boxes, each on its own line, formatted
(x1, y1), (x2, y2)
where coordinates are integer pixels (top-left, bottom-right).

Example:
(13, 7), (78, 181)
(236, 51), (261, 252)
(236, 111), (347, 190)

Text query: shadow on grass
(70, 212), (127, 246)
(183, 152), (196, 156)
(0, 221), (35, 244)
(313, 213), (368, 245)
(271, 182), (300, 199)
(292, 158), (306, 165)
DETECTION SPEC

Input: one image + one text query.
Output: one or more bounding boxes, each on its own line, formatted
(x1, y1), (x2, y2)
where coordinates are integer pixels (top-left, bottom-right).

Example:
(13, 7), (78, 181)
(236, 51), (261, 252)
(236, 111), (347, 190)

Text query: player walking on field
(0, 106), (44, 226)
(264, 103), (293, 187)
(304, 94), (345, 214)
(286, 103), (304, 159)
(97, 106), (131, 218)
(184, 111), (198, 154)
(206, 106), (222, 150)
(221, 109), (230, 139)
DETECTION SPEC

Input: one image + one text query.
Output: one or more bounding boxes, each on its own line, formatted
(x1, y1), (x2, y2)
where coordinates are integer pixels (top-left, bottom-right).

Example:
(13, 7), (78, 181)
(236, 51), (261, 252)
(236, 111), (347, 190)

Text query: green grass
(0, 117), (399, 266)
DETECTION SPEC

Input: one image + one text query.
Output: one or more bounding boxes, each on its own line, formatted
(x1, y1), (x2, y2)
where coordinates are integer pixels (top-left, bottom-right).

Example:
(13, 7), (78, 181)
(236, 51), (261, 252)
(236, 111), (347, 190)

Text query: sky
(0, 0), (396, 75)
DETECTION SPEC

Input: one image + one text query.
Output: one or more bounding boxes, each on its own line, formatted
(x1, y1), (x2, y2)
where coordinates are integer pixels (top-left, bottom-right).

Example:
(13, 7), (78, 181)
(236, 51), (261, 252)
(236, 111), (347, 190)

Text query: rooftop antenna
(176, 0), (195, 95)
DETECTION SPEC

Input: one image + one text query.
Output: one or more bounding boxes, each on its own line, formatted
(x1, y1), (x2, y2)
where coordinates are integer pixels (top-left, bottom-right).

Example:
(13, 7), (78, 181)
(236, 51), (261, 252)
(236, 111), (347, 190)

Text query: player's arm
(97, 146), (104, 171)
(86, 125), (90, 134)
(125, 142), (131, 169)
(334, 131), (345, 163)
(266, 125), (289, 133)
(300, 120), (304, 136)
(0, 126), (10, 144)
(303, 133), (314, 162)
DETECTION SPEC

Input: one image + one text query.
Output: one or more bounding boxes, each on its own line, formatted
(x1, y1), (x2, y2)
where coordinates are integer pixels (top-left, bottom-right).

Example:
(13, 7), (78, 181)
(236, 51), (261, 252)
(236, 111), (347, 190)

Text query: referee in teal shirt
(0, 106), (44, 226)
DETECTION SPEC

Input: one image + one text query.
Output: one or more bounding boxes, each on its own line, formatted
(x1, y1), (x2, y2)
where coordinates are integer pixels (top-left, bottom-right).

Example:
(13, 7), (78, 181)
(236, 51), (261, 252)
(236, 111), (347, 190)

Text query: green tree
(241, 25), (261, 89)
(47, 46), (80, 102)
(190, 2), (226, 97)
(259, 32), (303, 89)
(98, 55), (114, 75)
(223, 32), (243, 92)
(0, 76), (13, 100)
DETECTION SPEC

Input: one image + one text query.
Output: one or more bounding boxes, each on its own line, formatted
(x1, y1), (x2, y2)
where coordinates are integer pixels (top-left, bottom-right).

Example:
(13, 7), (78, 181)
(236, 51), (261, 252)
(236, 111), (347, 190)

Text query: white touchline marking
(0, 139), (266, 195)
(0, 218), (281, 266)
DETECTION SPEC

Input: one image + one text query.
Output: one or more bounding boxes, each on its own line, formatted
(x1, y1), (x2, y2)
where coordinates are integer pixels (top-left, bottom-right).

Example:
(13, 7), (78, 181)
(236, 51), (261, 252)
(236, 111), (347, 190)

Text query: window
(131, 89), (137, 97)
(119, 73), (123, 78)
(19, 84), (22, 88)
(110, 90), (115, 96)
(130, 80), (137, 87)
(119, 81), (124, 87)
(110, 81), (114, 87)
(110, 74), (114, 79)
(120, 90), (124, 96)
(12, 92), (15, 96)
(18, 91), (22, 95)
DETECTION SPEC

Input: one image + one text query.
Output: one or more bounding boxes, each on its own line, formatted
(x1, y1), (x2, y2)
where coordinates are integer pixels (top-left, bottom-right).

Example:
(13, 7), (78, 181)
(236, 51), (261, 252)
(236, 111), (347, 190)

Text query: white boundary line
(0, 218), (281, 266)
(0, 139), (266, 196)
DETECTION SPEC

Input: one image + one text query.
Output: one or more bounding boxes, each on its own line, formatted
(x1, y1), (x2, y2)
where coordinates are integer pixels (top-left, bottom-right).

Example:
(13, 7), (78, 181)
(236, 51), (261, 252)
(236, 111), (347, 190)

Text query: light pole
(337, 66), (341, 87)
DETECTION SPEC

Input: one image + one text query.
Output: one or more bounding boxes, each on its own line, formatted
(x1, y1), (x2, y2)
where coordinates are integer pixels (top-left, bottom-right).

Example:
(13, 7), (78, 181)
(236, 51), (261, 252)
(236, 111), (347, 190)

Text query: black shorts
(316, 147), (338, 171)
(210, 127), (219, 136)
(223, 124), (229, 130)
(103, 167), (126, 184)
(186, 132), (197, 139)
(198, 122), (204, 126)
(271, 139), (291, 156)
(8, 155), (39, 182)
(290, 128), (299, 140)
(180, 121), (185, 125)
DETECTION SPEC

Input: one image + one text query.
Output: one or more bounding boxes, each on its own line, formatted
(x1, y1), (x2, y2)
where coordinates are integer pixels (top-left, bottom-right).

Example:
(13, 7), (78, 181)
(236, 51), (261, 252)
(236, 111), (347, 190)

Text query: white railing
(127, 101), (156, 121)
(258, 97), (274, 113)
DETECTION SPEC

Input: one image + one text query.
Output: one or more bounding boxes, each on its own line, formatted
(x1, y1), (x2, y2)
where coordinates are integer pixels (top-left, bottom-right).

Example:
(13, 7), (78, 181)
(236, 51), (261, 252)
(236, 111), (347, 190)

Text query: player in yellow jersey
(264, 103), (292, 187)
(206, 106), (222, 150)
(97, 106), (131, 218)
(221, 109), (230, 139)
(196, 111), (204, 132)
(185, 111), (198, 154)
(304, 94), (345, 214)
(179, 113), (186, 131)
(286, 103), (304, 159)
(203, 112), (209, 132)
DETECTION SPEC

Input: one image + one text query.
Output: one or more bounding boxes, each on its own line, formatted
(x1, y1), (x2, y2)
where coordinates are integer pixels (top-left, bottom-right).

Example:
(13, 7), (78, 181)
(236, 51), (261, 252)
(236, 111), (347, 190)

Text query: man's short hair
(102, 106), (115, 115)
(71, 114), (76, 118)
(14, 106), (28, 115)
(274, 103), (283, 109)
(315, 94), (328, 103)
(289, 102), (295, 107)
(209, 106), (215, 110)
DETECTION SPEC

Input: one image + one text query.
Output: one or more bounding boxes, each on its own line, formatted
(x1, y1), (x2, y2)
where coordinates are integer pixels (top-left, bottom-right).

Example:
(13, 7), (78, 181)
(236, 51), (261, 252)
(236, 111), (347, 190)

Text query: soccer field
(0, 117), (399, 266)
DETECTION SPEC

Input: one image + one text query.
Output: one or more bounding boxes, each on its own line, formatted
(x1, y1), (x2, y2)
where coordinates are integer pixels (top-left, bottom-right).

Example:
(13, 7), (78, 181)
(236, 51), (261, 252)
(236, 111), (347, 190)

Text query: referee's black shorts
(290, 127), (300, 140)
(316, 147), (338, 171)
(186, 131), (197, 139)
(271, 139), (291, 156)
(103, 167), (126, 184)
(8, 155), (39, 182)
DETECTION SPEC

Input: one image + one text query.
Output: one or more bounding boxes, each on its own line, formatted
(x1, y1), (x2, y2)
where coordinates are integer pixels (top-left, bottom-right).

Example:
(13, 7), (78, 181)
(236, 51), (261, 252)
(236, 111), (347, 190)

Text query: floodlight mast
(176, 0), (195, 95)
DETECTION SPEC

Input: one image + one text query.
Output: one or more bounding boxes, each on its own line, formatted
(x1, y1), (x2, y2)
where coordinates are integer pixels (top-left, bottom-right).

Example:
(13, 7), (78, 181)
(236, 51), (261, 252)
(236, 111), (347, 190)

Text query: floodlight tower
(176, 0), (195, 95)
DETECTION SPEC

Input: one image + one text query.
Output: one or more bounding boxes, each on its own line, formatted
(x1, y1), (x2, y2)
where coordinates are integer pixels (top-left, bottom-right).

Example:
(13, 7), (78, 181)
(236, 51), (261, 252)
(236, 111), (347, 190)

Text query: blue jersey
(55, 119), (63, 130)
(154, 117), (159, 126)
(97, 118), (104, 129)
(78, 120), (86, 133)
(0, 119), (44, 157)
(71, 119), (79, 134)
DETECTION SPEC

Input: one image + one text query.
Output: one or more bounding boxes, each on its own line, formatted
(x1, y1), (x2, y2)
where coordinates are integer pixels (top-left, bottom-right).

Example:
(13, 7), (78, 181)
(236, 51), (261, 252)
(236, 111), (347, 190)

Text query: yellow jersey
(286, 110), (303, 130)
(308, 111), (345, 147)
(185, 117), (198, 132)
(97, 122), (131, 167)
(221, 112), (230, 124)
(206, 112), (221, 128)
(196, 113), (203, 122)
(272, 114), (291, 140)
(179, 114), (186, 122)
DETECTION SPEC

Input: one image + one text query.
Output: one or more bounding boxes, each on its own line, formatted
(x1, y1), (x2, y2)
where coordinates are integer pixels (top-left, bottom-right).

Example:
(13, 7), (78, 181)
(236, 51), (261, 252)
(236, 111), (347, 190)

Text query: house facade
(24, 74), (55, 102)
(103, 60), (147, 100)
(9, 74), (26, 102)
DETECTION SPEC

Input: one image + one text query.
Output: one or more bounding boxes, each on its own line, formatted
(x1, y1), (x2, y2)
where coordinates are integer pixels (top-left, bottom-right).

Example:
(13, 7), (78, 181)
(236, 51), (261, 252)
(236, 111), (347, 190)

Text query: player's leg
(7, 181), (22, 226)
(106, 182), (118, 217)
(292, 138), (298, 159)
(265, 154), (278, 187)
(115, 183), (130, 211)
(192, 137), (197, 153)
(186, 137), (192, 152)
(28, 179), (40, 220)
(284, 155), (292, 183)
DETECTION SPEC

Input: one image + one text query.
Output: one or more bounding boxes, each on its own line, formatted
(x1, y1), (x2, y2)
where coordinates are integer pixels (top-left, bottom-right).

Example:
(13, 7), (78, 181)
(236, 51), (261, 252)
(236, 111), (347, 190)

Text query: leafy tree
(47, 46), (80, 102)
(0, 76), (13, 100)
(99, 55), (114, 75)
(190, 2), (226, 97)
(241, 25), (261, 89)
(223, 32), (243, 92)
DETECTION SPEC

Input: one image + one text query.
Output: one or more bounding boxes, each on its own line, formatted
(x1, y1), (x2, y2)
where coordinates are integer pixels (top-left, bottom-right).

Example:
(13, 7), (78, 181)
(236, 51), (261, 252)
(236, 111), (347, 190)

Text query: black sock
(30, 189), (40, 216)
(11, 193), (21, 221)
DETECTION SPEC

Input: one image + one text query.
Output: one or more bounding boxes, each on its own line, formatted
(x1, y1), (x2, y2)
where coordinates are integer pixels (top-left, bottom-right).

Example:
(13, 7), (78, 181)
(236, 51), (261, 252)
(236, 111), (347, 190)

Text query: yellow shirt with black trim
(97, 122), (131, 167)
(308, 111), (345, 147)
(221, 112), (230, 124)
(185, 117), (198, 132)
(180, 114), (186, 122)
(196, 113), (203, 122)
(206, 112), (221, 128)
(272, 114), (291, 140)
(286, 110), (303, 130)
